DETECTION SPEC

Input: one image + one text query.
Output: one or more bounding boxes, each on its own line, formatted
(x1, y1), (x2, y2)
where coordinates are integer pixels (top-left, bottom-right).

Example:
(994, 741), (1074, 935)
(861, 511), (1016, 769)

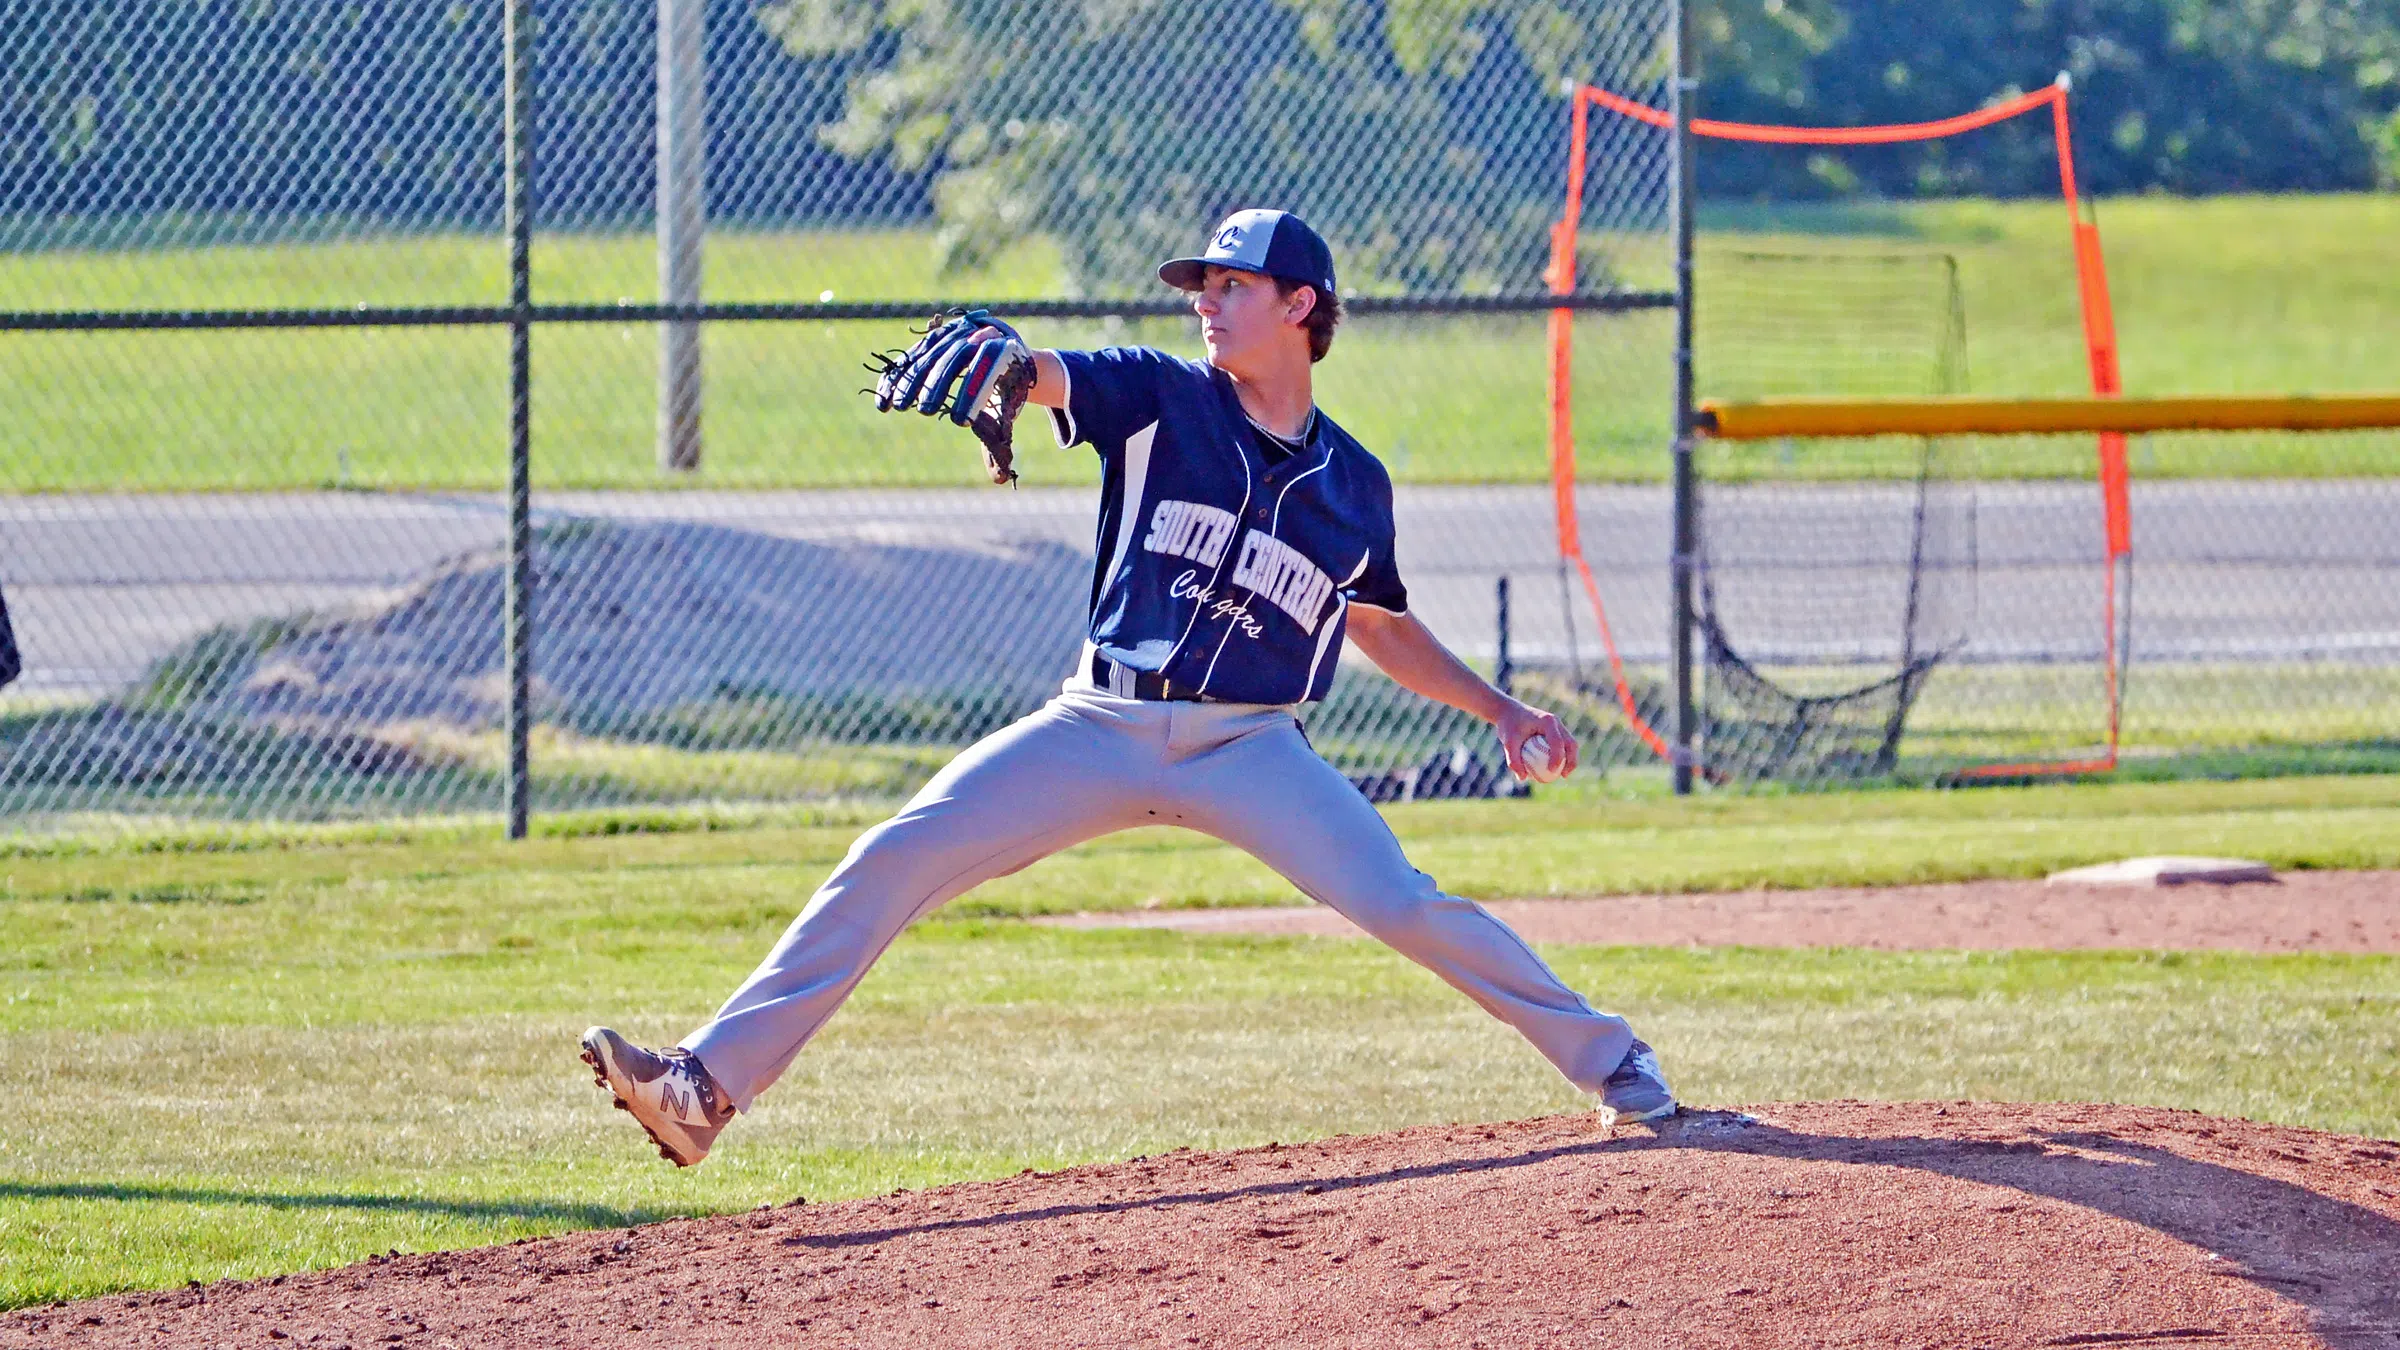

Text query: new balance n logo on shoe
(580, 1026), (733, 1168)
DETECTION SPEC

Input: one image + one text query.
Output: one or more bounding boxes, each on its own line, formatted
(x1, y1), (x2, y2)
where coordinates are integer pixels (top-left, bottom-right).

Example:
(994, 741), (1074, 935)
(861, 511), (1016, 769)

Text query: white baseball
(1520, 733), (1564, 784)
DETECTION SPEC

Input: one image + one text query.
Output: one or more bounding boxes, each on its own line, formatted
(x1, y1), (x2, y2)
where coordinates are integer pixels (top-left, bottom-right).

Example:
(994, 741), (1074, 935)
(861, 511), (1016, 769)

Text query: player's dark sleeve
(1345, 474), (1410, 616)
(0, 579), (20, 690)
(1047, 346), (1173, 452)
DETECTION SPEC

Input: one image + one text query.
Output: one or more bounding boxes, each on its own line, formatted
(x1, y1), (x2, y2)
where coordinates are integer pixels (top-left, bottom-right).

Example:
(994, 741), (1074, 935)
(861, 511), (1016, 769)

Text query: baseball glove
(866, 308), (1037, 486)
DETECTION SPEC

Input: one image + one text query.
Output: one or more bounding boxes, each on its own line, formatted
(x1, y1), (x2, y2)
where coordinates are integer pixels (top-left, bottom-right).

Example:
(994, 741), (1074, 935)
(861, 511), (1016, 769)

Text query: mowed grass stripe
(5, 776), (2399, 954)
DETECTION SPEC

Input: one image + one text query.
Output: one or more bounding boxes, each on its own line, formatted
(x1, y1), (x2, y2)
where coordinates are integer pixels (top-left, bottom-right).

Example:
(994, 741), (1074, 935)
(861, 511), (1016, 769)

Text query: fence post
(1494, 575), (1514, 698)
(1668, 0), (1700, 796)
(504, 0), (535, 839)
(657, 0), (706, 473)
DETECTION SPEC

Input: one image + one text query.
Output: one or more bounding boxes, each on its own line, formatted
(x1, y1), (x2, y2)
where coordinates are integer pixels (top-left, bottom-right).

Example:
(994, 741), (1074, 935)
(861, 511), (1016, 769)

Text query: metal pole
(1669, 0), (1700, 795)
(1494, 575), (1514, 698)
(656, 0), (705, 472)
(504, 0), (534, 839)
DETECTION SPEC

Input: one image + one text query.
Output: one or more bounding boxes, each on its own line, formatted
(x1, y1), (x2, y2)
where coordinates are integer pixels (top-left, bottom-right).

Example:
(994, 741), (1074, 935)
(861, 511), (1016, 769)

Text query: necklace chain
(1243, 406), (1315, 449)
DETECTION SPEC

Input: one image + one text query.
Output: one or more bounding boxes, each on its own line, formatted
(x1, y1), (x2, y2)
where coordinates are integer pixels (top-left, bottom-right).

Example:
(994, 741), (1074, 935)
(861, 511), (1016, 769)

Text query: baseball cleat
(579, 1027), (734, 1168)
(1599, 1038), (1677, 1124)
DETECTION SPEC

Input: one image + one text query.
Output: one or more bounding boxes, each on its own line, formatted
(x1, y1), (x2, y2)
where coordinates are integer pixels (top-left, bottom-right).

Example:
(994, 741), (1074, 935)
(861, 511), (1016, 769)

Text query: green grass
(1897, 661), (2400, 772)
(5, 774), (2399, 1304)
(9, 772), (2400, 906)
(1699, 194), (2400, 402)
(3, 195), (2394, 490)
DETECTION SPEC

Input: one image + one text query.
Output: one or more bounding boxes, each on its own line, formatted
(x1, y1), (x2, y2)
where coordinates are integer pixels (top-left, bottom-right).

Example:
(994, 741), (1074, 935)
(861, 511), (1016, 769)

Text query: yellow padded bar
(1695, 394), (2400, 440)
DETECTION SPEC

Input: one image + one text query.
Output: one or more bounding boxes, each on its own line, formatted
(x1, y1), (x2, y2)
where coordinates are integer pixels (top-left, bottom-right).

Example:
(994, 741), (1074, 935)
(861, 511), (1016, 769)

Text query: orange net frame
(1549, 77), (2130, 780)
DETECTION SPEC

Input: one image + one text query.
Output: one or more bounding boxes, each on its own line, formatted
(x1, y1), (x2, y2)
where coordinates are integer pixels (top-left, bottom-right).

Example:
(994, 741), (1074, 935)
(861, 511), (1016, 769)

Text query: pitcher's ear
(1285, 284), (1317, 325)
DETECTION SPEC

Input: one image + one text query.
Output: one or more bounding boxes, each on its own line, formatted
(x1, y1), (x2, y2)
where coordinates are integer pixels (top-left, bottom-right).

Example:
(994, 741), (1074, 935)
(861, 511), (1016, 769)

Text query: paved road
(3, 481), (2394, 697)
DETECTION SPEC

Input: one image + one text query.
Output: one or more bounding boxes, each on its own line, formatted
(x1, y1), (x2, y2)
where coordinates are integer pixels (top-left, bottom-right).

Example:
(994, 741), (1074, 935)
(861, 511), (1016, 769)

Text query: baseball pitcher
(583, 210), (1674, 1167)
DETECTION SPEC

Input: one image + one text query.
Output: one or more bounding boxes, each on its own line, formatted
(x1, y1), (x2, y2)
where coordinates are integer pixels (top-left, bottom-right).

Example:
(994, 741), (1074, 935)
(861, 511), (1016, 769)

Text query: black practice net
(1691, 250), (1979, 781)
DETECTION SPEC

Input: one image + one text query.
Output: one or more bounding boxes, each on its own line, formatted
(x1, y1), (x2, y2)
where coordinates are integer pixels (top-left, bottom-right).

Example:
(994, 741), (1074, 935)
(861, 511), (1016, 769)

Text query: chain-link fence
(0, 0), (1682, 831)
(3, 2), (2391, 833)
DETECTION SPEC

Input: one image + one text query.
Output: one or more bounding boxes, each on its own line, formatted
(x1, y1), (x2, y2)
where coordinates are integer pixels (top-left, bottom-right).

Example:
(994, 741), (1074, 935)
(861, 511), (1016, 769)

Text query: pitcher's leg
(684, 695), (1154, 1109)
(1174, 714), (1634, 1095)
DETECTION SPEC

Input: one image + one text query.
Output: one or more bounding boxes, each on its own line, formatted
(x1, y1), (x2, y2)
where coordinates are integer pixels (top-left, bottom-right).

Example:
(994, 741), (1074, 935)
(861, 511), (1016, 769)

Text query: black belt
(1090, 650), (1211, 702)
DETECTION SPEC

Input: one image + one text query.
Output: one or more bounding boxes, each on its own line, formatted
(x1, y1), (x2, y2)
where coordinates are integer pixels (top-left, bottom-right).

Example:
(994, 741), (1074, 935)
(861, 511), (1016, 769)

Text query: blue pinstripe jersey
(1048, 346), (1409, 705)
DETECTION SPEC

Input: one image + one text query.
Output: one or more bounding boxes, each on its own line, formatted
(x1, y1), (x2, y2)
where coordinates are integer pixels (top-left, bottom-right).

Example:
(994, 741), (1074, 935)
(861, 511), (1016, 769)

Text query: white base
(2045, 856), (2278, 887)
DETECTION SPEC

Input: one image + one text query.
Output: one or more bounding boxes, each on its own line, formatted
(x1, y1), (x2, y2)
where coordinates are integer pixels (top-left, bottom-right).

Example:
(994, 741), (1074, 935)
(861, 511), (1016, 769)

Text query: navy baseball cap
(1158, 209), (1337, 297)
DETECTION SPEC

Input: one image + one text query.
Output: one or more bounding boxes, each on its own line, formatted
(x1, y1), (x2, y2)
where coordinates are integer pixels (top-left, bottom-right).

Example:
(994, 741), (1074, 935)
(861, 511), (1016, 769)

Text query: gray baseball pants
(681, 679), (1636, 1112)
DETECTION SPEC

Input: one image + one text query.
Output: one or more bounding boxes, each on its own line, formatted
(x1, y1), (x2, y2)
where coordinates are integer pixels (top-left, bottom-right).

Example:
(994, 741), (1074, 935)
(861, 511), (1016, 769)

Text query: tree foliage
(1694, 0), (2400, 197)
(757, 0), (1657, 294)
(5, 0), (2391, 284)
(774, 0), (2398, 289)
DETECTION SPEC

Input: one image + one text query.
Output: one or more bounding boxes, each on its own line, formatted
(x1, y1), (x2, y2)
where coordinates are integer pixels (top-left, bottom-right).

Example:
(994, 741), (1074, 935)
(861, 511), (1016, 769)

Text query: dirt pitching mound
(14, 1103), (2399, 1349)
